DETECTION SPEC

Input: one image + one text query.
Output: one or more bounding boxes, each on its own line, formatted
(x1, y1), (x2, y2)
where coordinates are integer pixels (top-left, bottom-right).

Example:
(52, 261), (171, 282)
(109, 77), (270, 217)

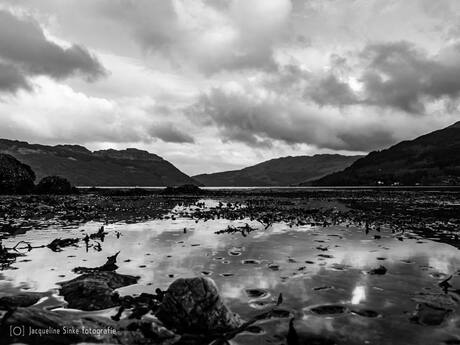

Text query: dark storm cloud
(359, 42), (438, 113)
(0, 10), (106, 91)
(187, 38), (460, 153)
(306, 41), (460, 113)
(191, 89), (265, 145)
(336, 130), (395, 152)
(150, 123), (195, 144)
(220, 127), (274, 148)
(189, 88), (282, 147)
(0, 62), (30, 92)
(190, 87), (397, 152)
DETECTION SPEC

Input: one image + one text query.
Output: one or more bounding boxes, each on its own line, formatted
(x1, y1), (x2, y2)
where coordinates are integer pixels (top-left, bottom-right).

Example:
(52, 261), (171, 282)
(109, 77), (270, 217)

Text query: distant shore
(76, 185), (460, 191)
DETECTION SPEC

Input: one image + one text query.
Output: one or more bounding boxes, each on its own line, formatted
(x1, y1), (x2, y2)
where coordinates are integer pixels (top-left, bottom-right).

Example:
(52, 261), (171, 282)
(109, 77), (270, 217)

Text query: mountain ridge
(0, 139), (195, 187)
(311, 121), (460, 186)
(193, 154), (363, 186)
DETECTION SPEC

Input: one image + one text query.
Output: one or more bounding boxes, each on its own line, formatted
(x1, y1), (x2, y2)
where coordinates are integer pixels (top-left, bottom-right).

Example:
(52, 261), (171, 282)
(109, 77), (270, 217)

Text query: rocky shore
(1, 272), (286, 345)
(0, 188), (459, 344)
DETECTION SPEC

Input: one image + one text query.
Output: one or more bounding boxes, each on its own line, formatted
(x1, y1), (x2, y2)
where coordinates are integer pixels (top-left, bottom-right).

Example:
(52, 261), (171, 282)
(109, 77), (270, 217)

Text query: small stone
(369, 265), (387, 275)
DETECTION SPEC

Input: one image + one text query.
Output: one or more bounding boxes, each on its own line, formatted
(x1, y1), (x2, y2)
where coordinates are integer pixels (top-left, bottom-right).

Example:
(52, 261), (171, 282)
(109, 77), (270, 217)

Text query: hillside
(0, 153), (35, 194)
(312, 121), (460, 186)
(0, 139), (196, 187)
(193, 154), (362, 187)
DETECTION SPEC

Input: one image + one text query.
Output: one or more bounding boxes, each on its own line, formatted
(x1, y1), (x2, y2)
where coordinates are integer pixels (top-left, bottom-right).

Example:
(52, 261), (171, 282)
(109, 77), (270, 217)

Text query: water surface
(1, 198), (460, 345)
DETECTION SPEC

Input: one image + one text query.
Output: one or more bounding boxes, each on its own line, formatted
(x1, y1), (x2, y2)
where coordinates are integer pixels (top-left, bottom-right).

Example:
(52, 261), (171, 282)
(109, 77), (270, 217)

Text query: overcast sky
(0, 0), (459, 175)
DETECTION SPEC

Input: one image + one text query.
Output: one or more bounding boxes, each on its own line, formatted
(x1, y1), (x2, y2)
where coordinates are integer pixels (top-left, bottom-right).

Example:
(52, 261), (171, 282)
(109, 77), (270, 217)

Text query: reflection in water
(351, 285), (366, 305)
(1, 199), (460, 345)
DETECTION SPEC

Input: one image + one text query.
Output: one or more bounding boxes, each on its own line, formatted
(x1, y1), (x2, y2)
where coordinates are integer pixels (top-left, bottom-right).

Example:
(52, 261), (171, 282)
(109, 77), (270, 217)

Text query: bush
(35, 176), (77, 195)
(0, 154), (35, 194)
(161, 184), (203, 195)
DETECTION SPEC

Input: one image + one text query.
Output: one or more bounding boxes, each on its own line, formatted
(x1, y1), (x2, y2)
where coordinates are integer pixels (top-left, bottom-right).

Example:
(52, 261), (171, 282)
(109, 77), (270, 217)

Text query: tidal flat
(1, 188), (460, 345)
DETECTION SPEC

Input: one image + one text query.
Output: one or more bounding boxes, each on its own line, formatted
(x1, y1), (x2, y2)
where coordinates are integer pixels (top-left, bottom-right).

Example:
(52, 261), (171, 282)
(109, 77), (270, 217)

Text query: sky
(0, 0), (460, 175)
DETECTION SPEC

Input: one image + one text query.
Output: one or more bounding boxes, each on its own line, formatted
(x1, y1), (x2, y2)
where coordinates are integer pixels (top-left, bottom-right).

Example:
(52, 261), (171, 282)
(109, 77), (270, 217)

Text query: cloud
(307, 75), (357, 107)
(189, 84), (405, 152)
(98, 0), (178, 51)
(149, 123), (194, 143)
(358, 41), (460, 113)
(189, 69), (460, 154)
(304, 41), (460, 114)
(2, 0), (460, 175)
(0, 9), (106, 92)
(96, 0), (292, 74)
(0, 77), (193, 145)
(0, 62), (30, 92)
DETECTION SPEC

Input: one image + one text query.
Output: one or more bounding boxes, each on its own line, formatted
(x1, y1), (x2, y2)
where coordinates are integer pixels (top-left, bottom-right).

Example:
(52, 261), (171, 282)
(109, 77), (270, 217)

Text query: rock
(410, 292), (457, 326)
(412, 292), (457, 310)
(35, 176), (76, 195)
(157, 277), (242, 334)
(309, 304), (347, 315)
(350, 308), (380, 318)
(368, 265), (387, 275)
(410, 303), (452, 326)
(59, 271), (139, 311)
(122, 318), (180, 344)
(0, 292), (46, 309)
(245, 288), (268, 299)
(0, 307), (107, 344)
(0, 154), (35, 194)
(0, 307), (179, 345)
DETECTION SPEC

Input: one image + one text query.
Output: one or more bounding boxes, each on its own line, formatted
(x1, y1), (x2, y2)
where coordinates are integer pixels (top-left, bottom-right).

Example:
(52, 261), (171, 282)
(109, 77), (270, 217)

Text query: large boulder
(35, 175), (76, 195)
(0, 154), (35, 194)
(157, 277), (242, 334)
(59, 271), (139, 311)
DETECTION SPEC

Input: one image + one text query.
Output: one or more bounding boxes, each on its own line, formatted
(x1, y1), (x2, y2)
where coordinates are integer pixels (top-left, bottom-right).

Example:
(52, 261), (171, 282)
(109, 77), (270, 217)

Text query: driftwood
(47, 238), (80, 252)
(73, 251), (120, 274)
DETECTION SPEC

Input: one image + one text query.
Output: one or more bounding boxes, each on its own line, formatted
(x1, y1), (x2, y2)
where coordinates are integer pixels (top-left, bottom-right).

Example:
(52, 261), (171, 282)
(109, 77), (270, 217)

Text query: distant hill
(193, 154), (362, 187)
(0, 139), (196, 186)
(312, 121), (460, 186)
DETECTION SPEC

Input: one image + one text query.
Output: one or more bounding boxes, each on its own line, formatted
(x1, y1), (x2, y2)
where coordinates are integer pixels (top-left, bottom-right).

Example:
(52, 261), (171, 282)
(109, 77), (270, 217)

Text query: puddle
(1, 198), (460, 344)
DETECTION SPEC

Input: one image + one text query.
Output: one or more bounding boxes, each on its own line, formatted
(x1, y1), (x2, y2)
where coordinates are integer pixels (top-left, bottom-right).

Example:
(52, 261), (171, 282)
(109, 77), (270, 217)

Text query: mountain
(312, 121), (460, 186)
(0, 153), (35, 194)
(0, 139), (196, 186)
(193, 154), (363, 187)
